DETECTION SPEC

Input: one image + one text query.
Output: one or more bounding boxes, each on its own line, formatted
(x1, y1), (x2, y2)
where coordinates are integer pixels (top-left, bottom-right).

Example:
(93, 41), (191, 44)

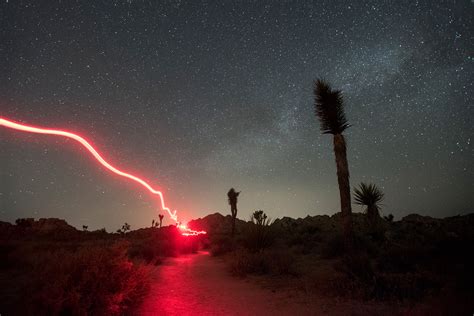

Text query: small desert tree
(82, 225), (88, 231)
(227, 188), (240, 237)
(353, 182), (384, 225)
(313, 79), (353, 247)
(123, 223), (131, 232)
(117, 222), (131, 234)
(159, 214), (164, 228)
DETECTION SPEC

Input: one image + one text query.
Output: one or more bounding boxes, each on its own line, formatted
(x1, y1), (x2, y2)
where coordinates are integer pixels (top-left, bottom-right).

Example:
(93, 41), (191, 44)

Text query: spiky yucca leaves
(353, 182), (384, 208)
(314, 79), (350, 135)
(354, 182), (384, 225)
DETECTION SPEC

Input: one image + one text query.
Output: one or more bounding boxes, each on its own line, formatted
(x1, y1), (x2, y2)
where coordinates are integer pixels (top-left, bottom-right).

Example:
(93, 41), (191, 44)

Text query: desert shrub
(338, 253), (376, 284)
(376, 245), (427, 273)
(8, 241), (150, 315)
(230, 250), (271, 277)
(127, 226), (201, 261)
(329, 253), (377, 299)
(242, 223), (274, 252)
(321, 234), (346, 258)
(384, 214), (394, 222)
(329, 252), (440, 301)
(0, 241), (16, 269)
(321, 233), (378, 258)
(287, 225), (322, 254)
(242, 211), (275, 253)
(209, 234), (234, 256)
(267, 249), (298, 276)
(128, 241), (162, 265)
(156, 237), (179, 257)
(177, 234), (200, 254)
(372, 272), (439, 300)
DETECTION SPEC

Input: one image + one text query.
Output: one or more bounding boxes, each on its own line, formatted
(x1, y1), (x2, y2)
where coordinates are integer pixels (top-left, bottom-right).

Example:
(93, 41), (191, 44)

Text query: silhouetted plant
(159, 214), (164, 228)
(244, 210), (273, 252)
(314, 79), (353, 247)
(122, 223), (131, 232)
(151, 219), (160, 228)
(252, 210), (270, 226)
(353, 182), (384, 225)
(82, 225), (88, 231)
(227, 188), (240, 237)
(384, 214), (394, 222)
(15, 218), (34, 228)
(117, 223), (131, 234)
(209, 234), (234, 256)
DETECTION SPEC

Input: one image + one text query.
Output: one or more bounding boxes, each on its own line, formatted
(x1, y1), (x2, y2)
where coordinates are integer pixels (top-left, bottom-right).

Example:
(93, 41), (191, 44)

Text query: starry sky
(1, 1), (473, 231)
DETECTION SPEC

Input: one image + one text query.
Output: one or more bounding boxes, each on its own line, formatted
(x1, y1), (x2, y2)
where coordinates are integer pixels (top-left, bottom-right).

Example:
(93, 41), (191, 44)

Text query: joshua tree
(252, 210), (270, 226)
(246, 210), (273, 252)
(159, 214), (164, 228)
(353, 182), (384, 225)
(121, 222), (131, 233)
(152, 219), (156, 228)
(82, 225), (88, 231)
(314, 79), (353, 246)
(227, 188), (240, 237)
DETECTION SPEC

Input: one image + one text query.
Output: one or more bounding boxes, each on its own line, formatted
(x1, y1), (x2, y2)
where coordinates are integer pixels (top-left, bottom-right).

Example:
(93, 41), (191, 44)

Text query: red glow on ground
(178, 223), (205, 236)
(0, 117), (206, 236)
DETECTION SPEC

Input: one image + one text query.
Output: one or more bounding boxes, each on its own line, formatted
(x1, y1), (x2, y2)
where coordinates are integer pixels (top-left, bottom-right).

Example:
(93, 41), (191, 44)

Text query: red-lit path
(139, 251), (318, 316)
(139, 252), (398, 315)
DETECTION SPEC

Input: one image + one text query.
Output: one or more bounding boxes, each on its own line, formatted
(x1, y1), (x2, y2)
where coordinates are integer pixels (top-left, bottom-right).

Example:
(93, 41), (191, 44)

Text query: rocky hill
(188, 211), (474, 245)
(0, 218), (78, 240)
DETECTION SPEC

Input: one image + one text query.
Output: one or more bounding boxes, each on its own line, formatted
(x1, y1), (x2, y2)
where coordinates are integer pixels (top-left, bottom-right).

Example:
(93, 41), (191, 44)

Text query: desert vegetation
(188, 211), (474, 314)
(0, 219), (203, 315)
(1, 80), (471, 314)
(314, 79), (353, 246)
(227, 188), (240, 237)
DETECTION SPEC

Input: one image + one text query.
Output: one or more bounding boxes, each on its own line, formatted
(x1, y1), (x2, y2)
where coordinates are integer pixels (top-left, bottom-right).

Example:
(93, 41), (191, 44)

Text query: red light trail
(0, 117), (206, 236)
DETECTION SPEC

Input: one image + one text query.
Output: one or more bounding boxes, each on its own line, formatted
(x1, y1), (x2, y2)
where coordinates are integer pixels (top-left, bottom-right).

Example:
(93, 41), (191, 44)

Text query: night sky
(1, 1), (472, 231)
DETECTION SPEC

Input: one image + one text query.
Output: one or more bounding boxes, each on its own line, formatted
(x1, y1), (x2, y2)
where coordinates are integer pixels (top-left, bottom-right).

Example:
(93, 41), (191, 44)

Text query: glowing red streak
(0, 117), (206, 236)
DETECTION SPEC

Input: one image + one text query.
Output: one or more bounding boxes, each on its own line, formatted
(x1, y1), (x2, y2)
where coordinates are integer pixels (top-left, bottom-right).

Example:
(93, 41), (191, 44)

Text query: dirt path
(138, 251), (322, 315)
(138, 251), (394, 316)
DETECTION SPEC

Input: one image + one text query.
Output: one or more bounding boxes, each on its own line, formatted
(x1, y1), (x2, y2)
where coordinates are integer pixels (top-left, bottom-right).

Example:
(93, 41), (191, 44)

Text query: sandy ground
(138, 251), (396, 316)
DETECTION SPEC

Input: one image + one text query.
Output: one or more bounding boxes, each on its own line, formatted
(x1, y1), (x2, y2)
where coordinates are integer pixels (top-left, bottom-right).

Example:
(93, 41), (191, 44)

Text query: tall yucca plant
(353, 182), (384, 225)
(314, 79), (353, 245)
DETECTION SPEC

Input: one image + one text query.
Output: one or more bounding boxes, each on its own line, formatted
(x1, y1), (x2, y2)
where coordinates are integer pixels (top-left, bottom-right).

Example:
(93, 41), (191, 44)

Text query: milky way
(1, 1), (472, 230)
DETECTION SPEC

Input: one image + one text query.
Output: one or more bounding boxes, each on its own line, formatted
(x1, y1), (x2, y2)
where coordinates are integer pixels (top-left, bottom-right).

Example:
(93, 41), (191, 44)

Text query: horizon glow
(0, 117), (206, 236)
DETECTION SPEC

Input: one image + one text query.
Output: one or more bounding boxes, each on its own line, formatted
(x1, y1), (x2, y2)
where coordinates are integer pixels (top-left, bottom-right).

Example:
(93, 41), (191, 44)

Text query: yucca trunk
(231, 205), (237, 237)
(333, 134), (353, 246)
(367, 205), (380, 225)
